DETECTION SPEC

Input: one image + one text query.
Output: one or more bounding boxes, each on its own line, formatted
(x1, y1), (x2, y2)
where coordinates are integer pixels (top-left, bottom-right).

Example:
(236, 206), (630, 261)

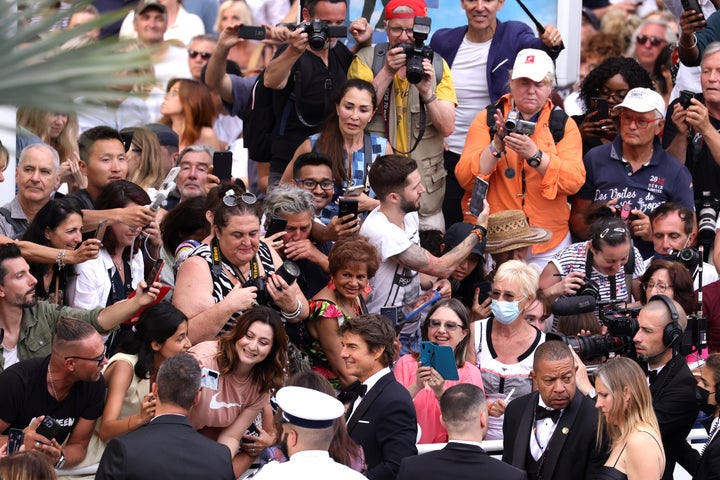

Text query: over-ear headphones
(649, 294), (682, 348)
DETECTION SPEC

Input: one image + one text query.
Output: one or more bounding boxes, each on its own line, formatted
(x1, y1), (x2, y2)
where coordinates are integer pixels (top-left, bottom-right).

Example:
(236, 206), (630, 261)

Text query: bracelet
(281, 298), (303, 320)
(471, 225), (487, 242)
(423, 92), (437, 104)
(488, 142), (504, 159)
(56, 250), (66, 270)
(680, 33), (698, 49)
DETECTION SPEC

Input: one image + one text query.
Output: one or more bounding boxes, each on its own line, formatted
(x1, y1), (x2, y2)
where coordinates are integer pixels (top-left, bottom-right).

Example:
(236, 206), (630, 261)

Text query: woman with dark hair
(394, 298), (483, 444)
(573, 56), (654, 155)
(638, 259), (696, 315)
(67, 180), (161, 312)
(281, 79), (390, 223)
(22, 198), (99, 304)
(173, 184), (309, 344)
(189, 306), (288, 477)
(305, 235), (380, 388)
(159, 78), (221, 150)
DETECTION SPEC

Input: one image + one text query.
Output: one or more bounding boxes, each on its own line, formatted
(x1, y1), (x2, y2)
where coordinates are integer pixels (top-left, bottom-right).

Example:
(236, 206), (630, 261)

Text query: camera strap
(381, 88), (427, 156)
(211, 238), (260, 287)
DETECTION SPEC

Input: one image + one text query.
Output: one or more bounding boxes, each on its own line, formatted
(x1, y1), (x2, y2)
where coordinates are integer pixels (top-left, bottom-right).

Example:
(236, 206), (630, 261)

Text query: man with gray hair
(263, 184), (330, 298)
(397, 384), (527, 480)
(629, 17), (677, 74)
(96, 353), (234, 480)
(173, 144), (215, 205)
(0, 144), (60, 239)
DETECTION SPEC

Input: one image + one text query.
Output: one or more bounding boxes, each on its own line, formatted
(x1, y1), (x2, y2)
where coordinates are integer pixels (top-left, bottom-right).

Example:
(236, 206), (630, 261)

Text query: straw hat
(485, 210), (551, 254)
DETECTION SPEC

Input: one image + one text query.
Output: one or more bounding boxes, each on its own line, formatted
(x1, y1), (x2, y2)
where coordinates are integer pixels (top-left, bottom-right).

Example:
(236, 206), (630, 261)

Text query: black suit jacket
(650, 355), (699, 480)
(346, 371), (418, 480)
(502, 391), (606, 480)
(95, 414), (234, 480)
(397, 442), (527, 480)
(693, 424), (720, 480)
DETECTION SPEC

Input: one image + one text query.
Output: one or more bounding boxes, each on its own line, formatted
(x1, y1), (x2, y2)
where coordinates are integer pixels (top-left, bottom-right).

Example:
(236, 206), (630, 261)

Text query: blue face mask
(491, 299), (522, 325)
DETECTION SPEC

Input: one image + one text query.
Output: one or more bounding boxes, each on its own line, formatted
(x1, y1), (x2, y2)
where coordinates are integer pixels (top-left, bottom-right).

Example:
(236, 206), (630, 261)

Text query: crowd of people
(3, 0), (720, 479)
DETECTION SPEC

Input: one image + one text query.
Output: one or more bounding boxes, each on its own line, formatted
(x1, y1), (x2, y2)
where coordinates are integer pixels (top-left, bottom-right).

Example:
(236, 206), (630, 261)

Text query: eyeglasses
(295, 178), (335, 191)
(599, 226), (628, 240)
(598, 87), (629, 102)
(428, 319), (462, 332)
(388, 26), (414, 37)
(636, 35), (666, 47)
(65, 346), (106, 367)
(643, 282), (673, 293)
(188, 50), (212, 60)
(619, 113), (663, 129)
(223, 189), (257, 207)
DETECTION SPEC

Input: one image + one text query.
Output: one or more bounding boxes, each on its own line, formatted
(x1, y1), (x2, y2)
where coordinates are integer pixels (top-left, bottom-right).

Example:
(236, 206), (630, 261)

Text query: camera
(696, 191), (720, 246)
(504, 109), (536, 135)
(667, 247), (701, 271)
(397, 16), (434, 84)
(576, 277), (601, 301)
(679, 89), (699, 109)
(297, 19), (347, 51)
(246, 260), (301, 305)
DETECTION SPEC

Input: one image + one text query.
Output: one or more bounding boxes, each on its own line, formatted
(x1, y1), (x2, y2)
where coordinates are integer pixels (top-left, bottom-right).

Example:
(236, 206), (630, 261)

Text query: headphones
(649, 294), (682, 348)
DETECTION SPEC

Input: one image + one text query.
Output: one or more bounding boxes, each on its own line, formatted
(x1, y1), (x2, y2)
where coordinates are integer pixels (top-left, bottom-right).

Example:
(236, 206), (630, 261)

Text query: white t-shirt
(446, 36), (492, 154)
(360, 207), (421, 320)
(2, 346), (18, 371)
(119, 6), (206, 47)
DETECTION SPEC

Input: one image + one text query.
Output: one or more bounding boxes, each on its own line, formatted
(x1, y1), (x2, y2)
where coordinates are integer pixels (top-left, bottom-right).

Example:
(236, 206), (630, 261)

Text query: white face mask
(491, 299), (522, 325)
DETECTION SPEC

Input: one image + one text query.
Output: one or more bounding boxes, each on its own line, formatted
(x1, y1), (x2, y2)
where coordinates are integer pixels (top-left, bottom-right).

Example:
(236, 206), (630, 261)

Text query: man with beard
(0, 243), (161, 373)
(360, 154), (488, 353)
(502, 341), (606, 479)
(0, 317), (107, 469)
(252, 386), (365, 480)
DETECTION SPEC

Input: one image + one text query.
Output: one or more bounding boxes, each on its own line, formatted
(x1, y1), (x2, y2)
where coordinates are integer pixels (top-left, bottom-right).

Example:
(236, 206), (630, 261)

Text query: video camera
(295, 19), (347, 51)
(396, 16), (433, 84)
(504, 109), (536, 135)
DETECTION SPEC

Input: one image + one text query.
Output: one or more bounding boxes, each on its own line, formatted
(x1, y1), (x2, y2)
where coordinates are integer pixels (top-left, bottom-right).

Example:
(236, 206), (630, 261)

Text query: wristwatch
(527, 150), (543, 168)
(587, 388), (597, 400)
(55, 450), (66, 469)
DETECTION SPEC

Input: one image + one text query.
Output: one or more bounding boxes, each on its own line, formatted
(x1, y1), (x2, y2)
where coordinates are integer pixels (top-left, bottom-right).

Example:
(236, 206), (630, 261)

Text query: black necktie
(535, 405), (561, 423)
(337, 380), (367, 405)
(648, 370), (659, 383)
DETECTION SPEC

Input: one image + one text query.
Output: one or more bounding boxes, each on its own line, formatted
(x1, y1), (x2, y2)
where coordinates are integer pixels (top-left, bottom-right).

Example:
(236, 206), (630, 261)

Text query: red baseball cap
(385, 0), (427, 20)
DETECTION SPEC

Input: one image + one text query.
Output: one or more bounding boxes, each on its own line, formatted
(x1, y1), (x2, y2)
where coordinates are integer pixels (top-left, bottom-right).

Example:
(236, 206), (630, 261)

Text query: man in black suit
(397, 384), (527, 480)
(688, 353), (720, 479)
(96, 353), (234, 480)
(503, 340), (606, 479)
(633, 296), (699, 480)
(339, 314), (418, 480)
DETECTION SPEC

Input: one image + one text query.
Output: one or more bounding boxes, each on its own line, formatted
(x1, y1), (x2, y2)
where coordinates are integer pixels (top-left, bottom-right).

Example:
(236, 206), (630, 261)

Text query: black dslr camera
(297, 19), (347, 51)
(397, 16), (433, 84)
(247, 260), (301, 305)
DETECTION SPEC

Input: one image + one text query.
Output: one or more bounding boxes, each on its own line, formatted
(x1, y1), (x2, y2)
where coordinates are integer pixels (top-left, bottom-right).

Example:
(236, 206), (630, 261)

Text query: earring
(328, 278), (336, 290)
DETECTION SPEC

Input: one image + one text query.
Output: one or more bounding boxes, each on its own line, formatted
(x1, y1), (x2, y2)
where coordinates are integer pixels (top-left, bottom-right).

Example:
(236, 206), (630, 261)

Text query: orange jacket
(455, 95), (585, 254)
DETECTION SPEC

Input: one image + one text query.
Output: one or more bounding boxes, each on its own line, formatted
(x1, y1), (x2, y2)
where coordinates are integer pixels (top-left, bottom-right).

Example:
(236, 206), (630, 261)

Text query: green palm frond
(0, 0), (156, 113)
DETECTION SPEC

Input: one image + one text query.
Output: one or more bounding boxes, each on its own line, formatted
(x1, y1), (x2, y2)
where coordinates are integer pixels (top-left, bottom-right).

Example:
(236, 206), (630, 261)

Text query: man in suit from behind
(397, 383), (527, 480)
(339, 313), (418, 480)
(95, 353), (234, 480)
(503, 340), (606, 479)
(685, 353), (720, 479)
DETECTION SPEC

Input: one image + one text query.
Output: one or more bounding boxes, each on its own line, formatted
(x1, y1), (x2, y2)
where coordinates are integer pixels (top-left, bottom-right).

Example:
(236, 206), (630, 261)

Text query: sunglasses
(428, 319), (463, 332)
(636, 35), (666, 47)
(222, 189), (257, 207)
(188, 50), (212, 60)
(65, 346), (107, 367)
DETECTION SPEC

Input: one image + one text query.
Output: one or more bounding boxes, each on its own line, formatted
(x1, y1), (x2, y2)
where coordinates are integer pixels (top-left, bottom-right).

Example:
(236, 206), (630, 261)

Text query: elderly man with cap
(456, 48), (584, 272)
(252, 386), (366, 480)
(570, 87), (695, 259)
(348, 0), (457, 232)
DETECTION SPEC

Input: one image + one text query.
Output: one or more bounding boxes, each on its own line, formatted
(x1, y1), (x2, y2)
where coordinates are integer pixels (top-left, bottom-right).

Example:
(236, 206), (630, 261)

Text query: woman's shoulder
(189, 340), (219, 365)
(627, 428), (662, 449)
(309, 298), (343, 318)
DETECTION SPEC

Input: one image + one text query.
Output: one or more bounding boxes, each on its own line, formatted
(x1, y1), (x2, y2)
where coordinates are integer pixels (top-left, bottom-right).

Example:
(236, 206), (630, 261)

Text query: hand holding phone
(212, 151), (233, 181)
(469, 177), (489, 217)
(95, 220), (108, 242)
(338, 199), (359, 224)
(589, 97), (609, 121)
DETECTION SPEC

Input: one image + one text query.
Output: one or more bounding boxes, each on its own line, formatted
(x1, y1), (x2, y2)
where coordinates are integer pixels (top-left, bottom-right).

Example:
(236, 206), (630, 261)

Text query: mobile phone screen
(469, 177), (488, 217)
(213, 151), (233, 181)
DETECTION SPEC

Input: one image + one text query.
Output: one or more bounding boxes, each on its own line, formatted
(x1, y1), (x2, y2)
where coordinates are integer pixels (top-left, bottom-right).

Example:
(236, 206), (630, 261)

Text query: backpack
(486, 102), (569, 144)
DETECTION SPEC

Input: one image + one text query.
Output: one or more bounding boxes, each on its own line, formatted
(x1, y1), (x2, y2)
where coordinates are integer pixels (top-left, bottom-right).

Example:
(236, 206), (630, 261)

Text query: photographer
(539, 216), (645, 306)
(456, 48), (584, 271)
(348, 0), (456, 232)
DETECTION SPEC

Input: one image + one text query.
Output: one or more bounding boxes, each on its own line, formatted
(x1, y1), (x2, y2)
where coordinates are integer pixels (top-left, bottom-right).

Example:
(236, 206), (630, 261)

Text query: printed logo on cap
(525, 55), (535, 64)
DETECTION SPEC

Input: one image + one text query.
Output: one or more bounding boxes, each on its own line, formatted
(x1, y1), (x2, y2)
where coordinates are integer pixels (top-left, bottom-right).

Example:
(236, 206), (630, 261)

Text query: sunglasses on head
(636, 35), (665, 47)
(223, 189), (257, 207)
(188, 50), (212, 60)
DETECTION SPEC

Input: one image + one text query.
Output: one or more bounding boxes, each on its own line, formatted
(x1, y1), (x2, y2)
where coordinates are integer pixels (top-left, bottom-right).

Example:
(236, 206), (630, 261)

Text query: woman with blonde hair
(159, 78), (221, 150)
(594, 356), (665, 480)
(0, 451), (56, 480)
(215, 0), (273, 74)
(123, 126), (165, 191)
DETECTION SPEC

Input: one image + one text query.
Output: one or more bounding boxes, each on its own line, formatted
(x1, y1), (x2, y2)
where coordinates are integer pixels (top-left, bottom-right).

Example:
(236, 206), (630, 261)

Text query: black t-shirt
(661, 95), (720, 203)
(0, 356), (105, 444)
(269, 42), (354, 175)
(583, 0), (610, 7)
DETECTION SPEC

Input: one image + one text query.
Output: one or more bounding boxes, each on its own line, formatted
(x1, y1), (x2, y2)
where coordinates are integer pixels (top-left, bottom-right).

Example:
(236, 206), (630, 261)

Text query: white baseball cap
(613, 87), (666, 118)
(511, 49), (555, 83)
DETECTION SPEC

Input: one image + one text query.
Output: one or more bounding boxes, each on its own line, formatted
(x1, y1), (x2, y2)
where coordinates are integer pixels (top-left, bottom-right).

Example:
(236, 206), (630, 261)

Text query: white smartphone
(503, 387), (516, 403)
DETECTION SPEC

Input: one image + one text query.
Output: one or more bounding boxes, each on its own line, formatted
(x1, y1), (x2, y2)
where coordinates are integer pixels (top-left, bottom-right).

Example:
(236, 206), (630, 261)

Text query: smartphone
(469, 177), (489, 217)
(682, 0), (704, 15)
(238, 25), (266, 40)
(265, 217), (288, 238)
(343, 185), (364, 198)
(7, 428), (24, 455)
(144, 259), (164, 291)
(95, 220), (108, 242)
(36, 416), (61, 442)
(338, 199), (358, 224)
(149, 166), (181, 212)
(619, 203), (632, 225)
(589, 97), (609, 121)
(504, 387), (516, 403)
(212, 151), (233, 181)
(381, 307), (399, 328)
(477, 280), (492, 304)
